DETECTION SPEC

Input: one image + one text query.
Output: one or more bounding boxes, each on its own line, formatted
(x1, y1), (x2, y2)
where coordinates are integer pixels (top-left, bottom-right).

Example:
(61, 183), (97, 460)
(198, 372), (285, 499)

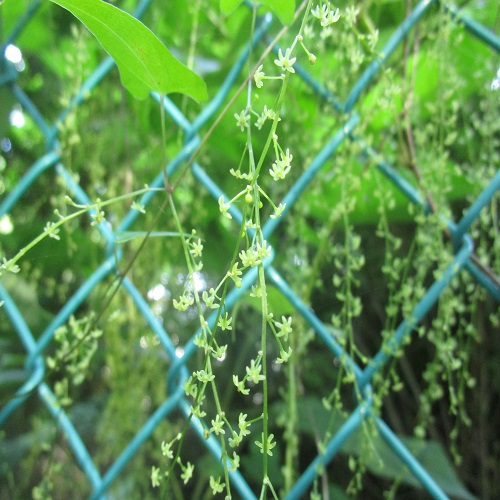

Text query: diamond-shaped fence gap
(1, 0), (499, 498)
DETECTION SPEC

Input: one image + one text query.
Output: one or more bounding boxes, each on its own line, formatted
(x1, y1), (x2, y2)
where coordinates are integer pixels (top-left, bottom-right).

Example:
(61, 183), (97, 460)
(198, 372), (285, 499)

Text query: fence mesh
(1, 0), (499, 498)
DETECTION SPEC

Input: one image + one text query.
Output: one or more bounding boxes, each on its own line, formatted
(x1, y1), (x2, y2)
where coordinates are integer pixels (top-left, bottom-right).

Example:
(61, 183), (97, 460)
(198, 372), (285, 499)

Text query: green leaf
(220, 0), (295, 25)
(48, 0), (207, 101)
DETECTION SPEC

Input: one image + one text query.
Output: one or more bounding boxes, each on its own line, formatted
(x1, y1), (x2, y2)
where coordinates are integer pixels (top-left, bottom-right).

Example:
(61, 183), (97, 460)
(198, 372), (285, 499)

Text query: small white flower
(275, 316), (293, 340)
(255, 114), (267, 130)
(344, 5), (359, 26)
(234, 109), (250, 131)
(131, 200), (145, 213)
(312, 3), (340, 27)
(324, 7), (341, 26)
(151, 466), (161, 488)
(367, 29), (379, 51)
(256, 240), (272, 260)
(254, 64), (265, 88)
(274, 48), (296, 73)
(269, 148), (293, 181)
(218, 195), (232, 219)
(311, 3), (328, 20)
(189, 238), (203, 258)
(44, 221), (60, 240)
(270, 203), (286, 219)
(263, 105), (277, 120)
(276, 347), (293, 364)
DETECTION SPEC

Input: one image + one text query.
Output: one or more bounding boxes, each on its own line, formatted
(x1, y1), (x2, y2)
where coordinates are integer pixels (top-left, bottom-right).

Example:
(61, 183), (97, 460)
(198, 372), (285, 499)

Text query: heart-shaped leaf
(49, 0), (207, 101)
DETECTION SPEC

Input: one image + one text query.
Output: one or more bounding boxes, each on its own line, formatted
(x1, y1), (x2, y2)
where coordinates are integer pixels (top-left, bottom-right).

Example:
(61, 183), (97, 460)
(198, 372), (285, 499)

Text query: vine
(1, 0), (499, 498)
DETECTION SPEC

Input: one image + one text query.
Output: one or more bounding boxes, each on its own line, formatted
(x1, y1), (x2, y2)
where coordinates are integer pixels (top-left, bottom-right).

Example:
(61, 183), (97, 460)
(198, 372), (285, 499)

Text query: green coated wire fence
(1, 0), (499, 498)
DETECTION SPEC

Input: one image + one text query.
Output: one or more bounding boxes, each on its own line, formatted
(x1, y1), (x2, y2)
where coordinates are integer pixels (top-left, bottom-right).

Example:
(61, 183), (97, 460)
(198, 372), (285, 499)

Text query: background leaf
(220, 0), (242, 14)
(282, 397), (476, 500)
(49, 0), (207, 101)
(220, 0), (295, 25)
(262, 0), (295, 24)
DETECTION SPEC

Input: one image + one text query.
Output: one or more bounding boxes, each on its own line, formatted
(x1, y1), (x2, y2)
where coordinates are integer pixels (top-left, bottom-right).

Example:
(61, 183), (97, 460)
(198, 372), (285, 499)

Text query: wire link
(1, 0), (499, 498)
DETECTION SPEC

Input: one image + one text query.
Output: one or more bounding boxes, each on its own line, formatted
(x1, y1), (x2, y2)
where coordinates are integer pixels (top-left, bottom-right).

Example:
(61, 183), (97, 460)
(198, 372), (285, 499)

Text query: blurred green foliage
(0, 0), (499, 498)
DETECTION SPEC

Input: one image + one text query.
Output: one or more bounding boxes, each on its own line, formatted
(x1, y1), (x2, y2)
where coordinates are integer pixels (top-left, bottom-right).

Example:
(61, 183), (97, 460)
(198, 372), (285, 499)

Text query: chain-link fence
(1, 0), (499, 498)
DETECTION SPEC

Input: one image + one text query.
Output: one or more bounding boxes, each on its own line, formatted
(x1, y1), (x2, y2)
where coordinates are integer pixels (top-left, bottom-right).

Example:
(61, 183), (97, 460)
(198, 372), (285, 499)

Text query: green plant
(1, 0), (499, 499)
